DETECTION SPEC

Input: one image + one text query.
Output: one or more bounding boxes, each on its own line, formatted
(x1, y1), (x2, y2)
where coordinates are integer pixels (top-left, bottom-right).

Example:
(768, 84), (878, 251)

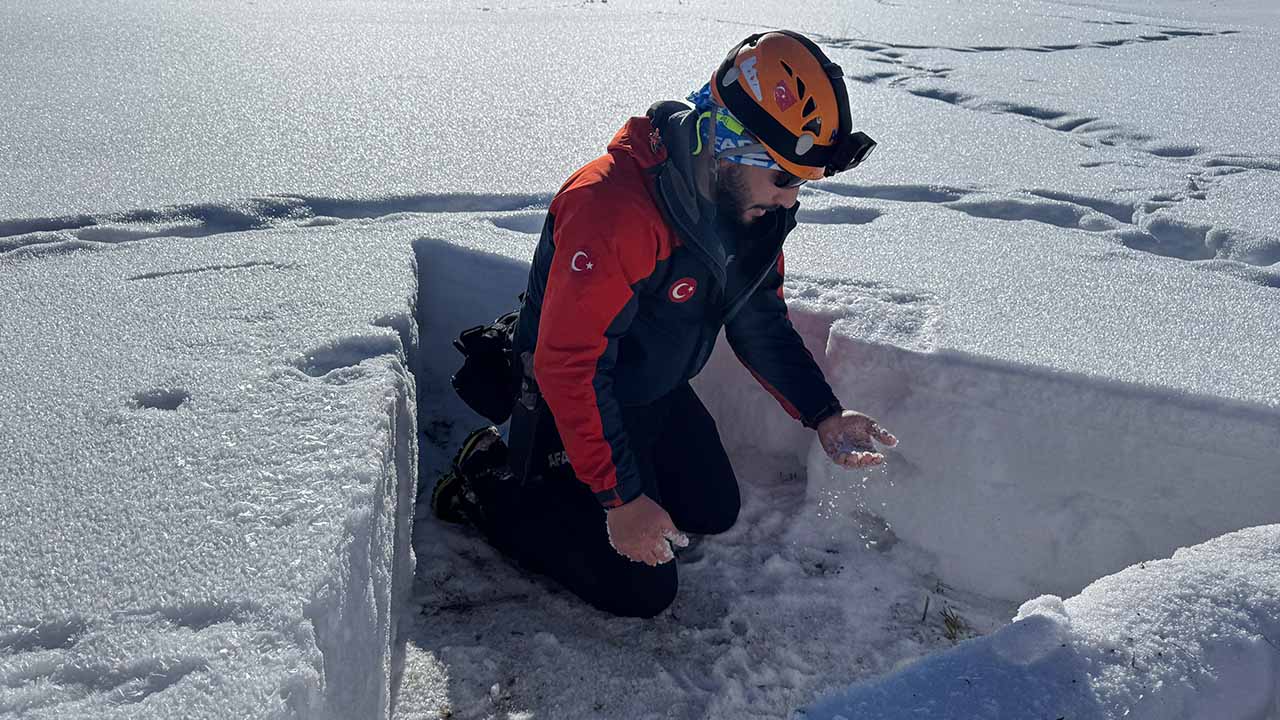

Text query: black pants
(474, 383), (739, 618)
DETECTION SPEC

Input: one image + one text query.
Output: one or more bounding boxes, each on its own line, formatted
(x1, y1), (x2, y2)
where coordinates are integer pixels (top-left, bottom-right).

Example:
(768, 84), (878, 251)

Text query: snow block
(797, 525), (1280, 720)
(0, 216), (421, 719)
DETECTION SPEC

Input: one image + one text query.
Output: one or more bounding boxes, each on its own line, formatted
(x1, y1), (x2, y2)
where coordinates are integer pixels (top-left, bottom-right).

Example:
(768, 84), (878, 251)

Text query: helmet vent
(803, 97), (816, 117)
(781, 61), (794, 77)
(796, 78), (806, 98)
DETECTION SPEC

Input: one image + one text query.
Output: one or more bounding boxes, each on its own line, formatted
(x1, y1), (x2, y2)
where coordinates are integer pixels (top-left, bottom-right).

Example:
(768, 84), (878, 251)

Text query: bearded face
(714, 162), (795, 230)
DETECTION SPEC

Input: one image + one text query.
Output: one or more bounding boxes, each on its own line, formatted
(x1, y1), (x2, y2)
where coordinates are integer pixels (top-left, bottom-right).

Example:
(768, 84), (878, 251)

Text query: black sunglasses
(773, 171), (808, 189)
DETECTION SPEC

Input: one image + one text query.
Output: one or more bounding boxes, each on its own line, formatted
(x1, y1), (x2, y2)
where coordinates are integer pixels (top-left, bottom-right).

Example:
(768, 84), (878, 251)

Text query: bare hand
(817, 410), (898, 469)
(605, 494), (689, 566)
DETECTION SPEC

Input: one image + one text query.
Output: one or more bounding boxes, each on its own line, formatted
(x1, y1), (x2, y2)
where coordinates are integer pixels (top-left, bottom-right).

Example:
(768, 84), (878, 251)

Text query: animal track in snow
(293, 333), (404, 378)
(810, 181), (1278, 285)
(126, 260), (294, 282)
(0, 601), (287, 715)
(1028, 190), (1136, 224)
(818, 182), (1122, 233)
(824, 29), (1260, 169)
(891, 84), (1163, 153)
(1147, 145), (1201, 158)
(795, 206), (883, 225)
(131, 387), (191, 411)
(0, 617), (88, 655)
(0, 197), (312, 258)
(0, 192), (552, 259)
(488, 212), (547, 235)
(1203, 154), (1280, 173)
(1122, 219), (1217, 261)
(820, 183), (970, 204)
(1081, 19), (1139, 27)
(824, 28), (1237, 56)
(944, 196), (1118, 231)
(1, 658), (207, 713)
(1192, 261), (1280, 289)
(372, 311), (417, 363)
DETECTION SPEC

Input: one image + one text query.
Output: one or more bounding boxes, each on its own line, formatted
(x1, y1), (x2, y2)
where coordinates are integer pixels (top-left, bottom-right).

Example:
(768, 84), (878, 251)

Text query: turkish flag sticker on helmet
(669, 278), (698, 303)
(774, 80), (798, 112)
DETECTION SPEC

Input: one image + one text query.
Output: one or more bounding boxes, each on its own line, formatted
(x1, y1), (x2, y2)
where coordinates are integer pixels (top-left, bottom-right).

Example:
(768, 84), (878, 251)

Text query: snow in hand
(2, 0), (1279, 718)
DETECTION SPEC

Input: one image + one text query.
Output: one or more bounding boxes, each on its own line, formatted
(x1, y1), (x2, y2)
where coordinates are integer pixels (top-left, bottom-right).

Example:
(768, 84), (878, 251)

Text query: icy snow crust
(3, 0), (1280, 718)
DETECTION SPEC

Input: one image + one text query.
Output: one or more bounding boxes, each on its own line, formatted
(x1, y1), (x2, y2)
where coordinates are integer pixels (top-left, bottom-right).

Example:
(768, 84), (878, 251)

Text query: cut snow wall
(303, 358), (418, 720)
(816, 333), (1280, 601)
(697, 276), (1280, 601)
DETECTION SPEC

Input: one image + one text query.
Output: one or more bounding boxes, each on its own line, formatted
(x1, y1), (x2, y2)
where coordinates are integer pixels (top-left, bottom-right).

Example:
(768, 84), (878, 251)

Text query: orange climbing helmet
(710, 30), (876, 180)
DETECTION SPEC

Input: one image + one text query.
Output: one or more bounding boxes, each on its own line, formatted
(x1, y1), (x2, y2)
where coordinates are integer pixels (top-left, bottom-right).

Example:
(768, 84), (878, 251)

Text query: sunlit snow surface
(3, 0), (1279, 718)
(1, 215), (421, 718)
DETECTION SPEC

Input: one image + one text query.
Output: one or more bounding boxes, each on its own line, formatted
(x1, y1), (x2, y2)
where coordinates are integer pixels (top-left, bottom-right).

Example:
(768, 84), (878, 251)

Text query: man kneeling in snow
(433, 30), (897, 618)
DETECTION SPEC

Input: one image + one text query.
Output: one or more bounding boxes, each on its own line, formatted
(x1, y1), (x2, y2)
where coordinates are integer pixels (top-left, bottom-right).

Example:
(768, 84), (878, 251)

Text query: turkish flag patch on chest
(669, 277), (697, 303)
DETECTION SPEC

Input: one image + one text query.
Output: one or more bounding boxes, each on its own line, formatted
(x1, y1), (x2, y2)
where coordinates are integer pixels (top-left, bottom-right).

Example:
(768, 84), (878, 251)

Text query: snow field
(4, 0), (1280, 716)
(2, 189), (1276, 718)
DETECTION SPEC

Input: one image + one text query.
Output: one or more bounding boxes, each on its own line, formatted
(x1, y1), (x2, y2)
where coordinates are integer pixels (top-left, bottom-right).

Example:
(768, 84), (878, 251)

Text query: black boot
(430, 426), (510, 526)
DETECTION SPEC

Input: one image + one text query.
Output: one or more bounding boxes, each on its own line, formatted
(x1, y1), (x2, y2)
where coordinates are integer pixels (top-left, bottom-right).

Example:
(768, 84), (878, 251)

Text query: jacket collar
(646, 101), (729, 287)
(607, 102), (796, 291)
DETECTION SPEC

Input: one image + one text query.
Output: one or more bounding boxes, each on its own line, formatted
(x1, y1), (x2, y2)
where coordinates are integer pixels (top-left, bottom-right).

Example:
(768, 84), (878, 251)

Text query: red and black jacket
(513, 101), (842, 508)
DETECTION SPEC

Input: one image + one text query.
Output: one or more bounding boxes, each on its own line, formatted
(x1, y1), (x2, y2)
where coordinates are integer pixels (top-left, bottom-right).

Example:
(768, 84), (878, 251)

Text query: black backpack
(450, 309), (521, 424)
